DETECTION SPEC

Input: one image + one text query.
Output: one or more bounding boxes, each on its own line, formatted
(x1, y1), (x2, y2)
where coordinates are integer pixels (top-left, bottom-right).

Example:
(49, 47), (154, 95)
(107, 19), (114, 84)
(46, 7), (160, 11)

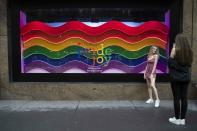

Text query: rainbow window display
(20, 12), (169, 74)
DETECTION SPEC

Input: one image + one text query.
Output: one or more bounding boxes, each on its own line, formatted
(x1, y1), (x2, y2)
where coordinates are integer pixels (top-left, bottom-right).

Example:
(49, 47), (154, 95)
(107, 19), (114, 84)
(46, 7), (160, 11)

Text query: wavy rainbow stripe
(22, 30), (167, 43)
(23, 46), (167, 59)
(23, 37), (166, 51)
(21, 20), (168, 36)
(21, 20), (169, 73)
(24, 60), (167, 73)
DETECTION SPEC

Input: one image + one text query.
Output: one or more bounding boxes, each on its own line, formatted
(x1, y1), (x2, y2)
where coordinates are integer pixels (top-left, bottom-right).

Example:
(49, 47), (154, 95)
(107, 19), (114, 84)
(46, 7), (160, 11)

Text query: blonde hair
(148, 46), (159, 57)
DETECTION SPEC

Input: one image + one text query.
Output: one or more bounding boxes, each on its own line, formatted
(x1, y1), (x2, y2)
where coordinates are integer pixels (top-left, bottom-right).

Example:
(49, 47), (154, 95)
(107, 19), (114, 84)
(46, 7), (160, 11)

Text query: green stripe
(24, 45), (167, 59)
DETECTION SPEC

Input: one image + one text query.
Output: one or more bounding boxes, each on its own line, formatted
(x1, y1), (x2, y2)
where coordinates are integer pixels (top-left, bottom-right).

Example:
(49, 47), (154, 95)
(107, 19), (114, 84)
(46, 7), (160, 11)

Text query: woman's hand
(150, 73), (154, 78)
(144, 73), (146, 79)
(170, 47), (176, 58)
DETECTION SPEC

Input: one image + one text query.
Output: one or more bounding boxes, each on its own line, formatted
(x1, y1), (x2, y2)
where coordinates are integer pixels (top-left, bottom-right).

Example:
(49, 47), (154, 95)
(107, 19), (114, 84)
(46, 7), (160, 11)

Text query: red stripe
(21, 20), (169, 36)
(22, 30), (168, 44)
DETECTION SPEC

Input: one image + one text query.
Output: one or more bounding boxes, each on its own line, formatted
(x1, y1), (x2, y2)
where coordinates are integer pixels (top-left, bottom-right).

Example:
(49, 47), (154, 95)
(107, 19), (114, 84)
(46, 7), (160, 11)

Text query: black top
(168, 58), (191, 82)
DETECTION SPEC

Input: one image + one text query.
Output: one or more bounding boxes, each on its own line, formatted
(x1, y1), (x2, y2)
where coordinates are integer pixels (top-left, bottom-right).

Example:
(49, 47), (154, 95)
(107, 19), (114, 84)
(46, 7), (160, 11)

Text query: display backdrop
(7, 0), (183, 82)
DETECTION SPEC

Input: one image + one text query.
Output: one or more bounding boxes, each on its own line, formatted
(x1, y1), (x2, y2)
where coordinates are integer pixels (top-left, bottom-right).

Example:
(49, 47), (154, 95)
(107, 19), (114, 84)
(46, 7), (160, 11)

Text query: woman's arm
(151, 55), (159, 75)
(170, 47), (176, 58)
(144, 63), (147, 72)
(168, 47), (175, 68)
(144, 56), (148, 79)
(144, 65), (147, 79)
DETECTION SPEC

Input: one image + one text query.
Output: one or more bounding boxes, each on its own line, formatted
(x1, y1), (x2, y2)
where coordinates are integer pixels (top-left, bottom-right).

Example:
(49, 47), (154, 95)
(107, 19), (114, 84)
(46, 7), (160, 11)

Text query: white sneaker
(169, 117), (180, 125)
(145, 99), (154, 104)
(155, 100), (160, 107)
(180, 119), (185, 125)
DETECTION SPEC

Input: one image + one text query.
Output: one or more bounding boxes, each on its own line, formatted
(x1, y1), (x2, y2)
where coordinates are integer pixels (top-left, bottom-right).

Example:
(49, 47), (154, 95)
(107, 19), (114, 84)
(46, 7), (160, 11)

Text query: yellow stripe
(23, 37), (166, 51)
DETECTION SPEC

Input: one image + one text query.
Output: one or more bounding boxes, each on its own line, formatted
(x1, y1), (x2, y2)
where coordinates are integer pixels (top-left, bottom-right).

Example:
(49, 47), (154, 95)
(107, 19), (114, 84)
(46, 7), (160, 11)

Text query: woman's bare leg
(150, 77), (159, 100)
(146, 78), (153, 99)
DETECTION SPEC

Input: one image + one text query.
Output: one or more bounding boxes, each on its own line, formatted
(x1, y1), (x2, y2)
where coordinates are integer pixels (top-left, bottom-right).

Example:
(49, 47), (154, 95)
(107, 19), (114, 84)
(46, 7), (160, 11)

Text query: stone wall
(192, 0), (197, 80)
(0, 0), (197, 100)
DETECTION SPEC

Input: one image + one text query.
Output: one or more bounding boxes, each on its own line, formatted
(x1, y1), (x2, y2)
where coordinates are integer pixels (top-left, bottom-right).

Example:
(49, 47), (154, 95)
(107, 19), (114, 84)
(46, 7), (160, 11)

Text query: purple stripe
(24, 61), (167, 73)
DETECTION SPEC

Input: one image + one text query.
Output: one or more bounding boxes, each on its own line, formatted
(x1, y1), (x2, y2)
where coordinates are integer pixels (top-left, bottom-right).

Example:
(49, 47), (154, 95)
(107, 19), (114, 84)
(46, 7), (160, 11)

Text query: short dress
(144, 57), (156, 79)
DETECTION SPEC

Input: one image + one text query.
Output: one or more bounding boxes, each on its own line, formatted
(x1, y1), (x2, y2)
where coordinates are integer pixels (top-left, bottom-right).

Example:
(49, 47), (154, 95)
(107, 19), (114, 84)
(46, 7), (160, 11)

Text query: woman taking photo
(144, 46), (160, 108)
(168, 34), (193, 125)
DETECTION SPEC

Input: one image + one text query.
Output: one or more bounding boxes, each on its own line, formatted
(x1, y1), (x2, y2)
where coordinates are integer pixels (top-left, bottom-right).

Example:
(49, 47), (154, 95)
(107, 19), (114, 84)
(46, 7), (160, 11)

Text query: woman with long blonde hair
(144, 46), (160, 107)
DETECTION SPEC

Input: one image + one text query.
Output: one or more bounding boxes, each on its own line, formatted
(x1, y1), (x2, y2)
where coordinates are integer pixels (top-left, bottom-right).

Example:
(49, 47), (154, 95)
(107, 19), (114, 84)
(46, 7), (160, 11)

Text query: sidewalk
(0, 100), (197, 131)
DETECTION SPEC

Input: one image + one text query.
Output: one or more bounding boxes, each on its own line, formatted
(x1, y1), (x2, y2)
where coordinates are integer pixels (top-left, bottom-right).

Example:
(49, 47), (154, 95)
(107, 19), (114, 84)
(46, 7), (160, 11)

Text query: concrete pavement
(0, 100), (197, 131)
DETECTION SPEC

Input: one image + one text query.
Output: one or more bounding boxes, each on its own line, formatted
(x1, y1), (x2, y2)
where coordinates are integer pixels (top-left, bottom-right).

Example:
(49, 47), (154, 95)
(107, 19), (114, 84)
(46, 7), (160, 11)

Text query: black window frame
(7, 0), (183, 82)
